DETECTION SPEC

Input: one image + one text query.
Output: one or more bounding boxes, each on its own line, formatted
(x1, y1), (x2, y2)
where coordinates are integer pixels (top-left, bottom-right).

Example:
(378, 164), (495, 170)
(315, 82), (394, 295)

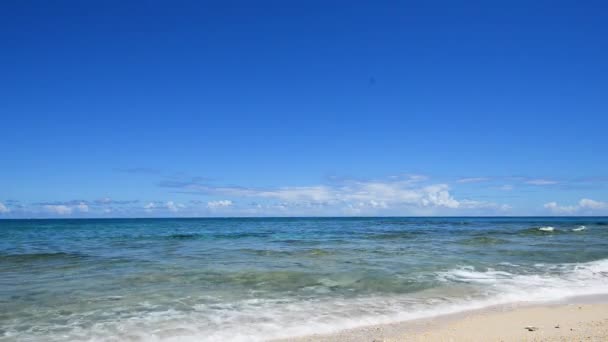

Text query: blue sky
(1, 1), (607, 217)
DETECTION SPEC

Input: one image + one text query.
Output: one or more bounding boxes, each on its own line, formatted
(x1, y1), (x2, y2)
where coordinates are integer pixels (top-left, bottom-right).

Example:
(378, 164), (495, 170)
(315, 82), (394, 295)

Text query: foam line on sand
(275, 295), (608, 341)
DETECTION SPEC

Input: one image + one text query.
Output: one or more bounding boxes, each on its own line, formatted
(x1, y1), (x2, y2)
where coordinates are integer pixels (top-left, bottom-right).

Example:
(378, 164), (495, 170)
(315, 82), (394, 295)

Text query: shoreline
(274, 294), (608, 341)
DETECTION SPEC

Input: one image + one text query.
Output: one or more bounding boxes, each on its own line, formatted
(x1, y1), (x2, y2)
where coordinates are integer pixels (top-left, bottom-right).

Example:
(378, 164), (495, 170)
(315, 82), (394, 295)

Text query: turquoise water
(1, 217), (608, 341)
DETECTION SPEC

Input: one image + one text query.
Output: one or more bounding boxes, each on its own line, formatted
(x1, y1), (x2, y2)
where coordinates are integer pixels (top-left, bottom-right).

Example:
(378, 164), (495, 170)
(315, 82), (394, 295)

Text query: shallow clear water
(1, 217), (608, 341)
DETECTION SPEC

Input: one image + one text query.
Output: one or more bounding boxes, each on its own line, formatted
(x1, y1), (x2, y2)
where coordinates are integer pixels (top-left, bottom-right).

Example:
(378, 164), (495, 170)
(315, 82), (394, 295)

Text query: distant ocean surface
(1, 217), (608, 341)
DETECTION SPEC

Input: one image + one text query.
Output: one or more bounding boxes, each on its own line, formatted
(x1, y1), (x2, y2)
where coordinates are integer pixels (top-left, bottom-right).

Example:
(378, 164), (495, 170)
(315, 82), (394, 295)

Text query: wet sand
(277, 296), (608, 341)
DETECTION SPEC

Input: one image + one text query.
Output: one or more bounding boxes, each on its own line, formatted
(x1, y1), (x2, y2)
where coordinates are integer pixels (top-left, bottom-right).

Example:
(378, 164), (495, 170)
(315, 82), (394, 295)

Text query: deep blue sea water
(1, 217), (608, 341)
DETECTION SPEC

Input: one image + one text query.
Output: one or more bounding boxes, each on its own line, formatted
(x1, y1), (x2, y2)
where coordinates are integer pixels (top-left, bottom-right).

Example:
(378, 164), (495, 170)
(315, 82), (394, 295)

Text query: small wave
(168, 233), (202, 240)
(437, 259), (608, 298)
(307, 248), (334, 257)
(273, 239), (325, 245)
(223, 270), (322, 290)
(367, 231), (421, 240)
(239, 248), (290, 257)
(239, 248), (335, 258)
(518, 227), (561, 235)
(166, 232), (272, 240)
(572, 225), (586, 232)
(457, 236), (510, 245)
(0, 252), (87, 263)
(216, 232), (272, 239)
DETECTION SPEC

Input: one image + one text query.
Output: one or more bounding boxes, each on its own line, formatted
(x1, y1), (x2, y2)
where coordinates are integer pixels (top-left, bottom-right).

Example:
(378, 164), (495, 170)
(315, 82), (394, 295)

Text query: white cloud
(419, 184), (460, 208)
(526, 179), (558, 185)
(163, 176), (507, 214)
(233, 186), (334, 202)
(579, 198), (608, 210)
(207, 200), (233, 209)
(246, 181), (460, 208)
(166, 201), (178, 212)
(457, 177), (489, 183)
(144, 201), (183, 212)
(76, 202), (89, 212)
(498, 184), (513, 191)
(337, 182), (470, 209)
(43, 205), (73, 215)
(543, 202), (577, 214)
(95, 198), (138, 205)
(369, 200), (388, 208)
(544, 198), (608, 214)
(0, 202), (10, 214)
(459, 200), (511, 211)
(165, 201), (185, 212)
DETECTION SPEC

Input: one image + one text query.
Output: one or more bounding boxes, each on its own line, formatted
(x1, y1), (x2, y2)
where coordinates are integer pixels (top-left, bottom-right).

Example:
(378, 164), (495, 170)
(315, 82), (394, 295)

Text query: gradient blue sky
(1, 1), (607, 217)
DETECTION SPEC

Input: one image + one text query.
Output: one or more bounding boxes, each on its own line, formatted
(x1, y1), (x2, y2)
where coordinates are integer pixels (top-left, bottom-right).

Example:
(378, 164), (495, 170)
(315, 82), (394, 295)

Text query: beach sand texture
(279, 302), (608, 342)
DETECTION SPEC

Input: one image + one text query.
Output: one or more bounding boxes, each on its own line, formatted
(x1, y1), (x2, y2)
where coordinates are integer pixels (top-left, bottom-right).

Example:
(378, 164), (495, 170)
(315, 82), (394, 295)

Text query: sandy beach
(278, 297), (608, 342)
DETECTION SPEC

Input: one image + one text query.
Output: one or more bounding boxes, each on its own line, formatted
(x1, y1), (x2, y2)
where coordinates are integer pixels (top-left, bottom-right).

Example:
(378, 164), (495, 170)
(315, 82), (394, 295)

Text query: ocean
(1, 217), (607, 341)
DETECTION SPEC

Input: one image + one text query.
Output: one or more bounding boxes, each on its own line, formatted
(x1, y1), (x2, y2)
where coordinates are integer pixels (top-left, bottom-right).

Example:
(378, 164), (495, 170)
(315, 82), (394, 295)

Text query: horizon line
(2, 215), (608, 220)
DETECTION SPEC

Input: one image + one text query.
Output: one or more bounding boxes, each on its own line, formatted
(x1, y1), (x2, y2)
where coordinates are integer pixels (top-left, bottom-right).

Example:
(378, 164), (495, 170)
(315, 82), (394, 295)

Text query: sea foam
(23, 259), (608, 342)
